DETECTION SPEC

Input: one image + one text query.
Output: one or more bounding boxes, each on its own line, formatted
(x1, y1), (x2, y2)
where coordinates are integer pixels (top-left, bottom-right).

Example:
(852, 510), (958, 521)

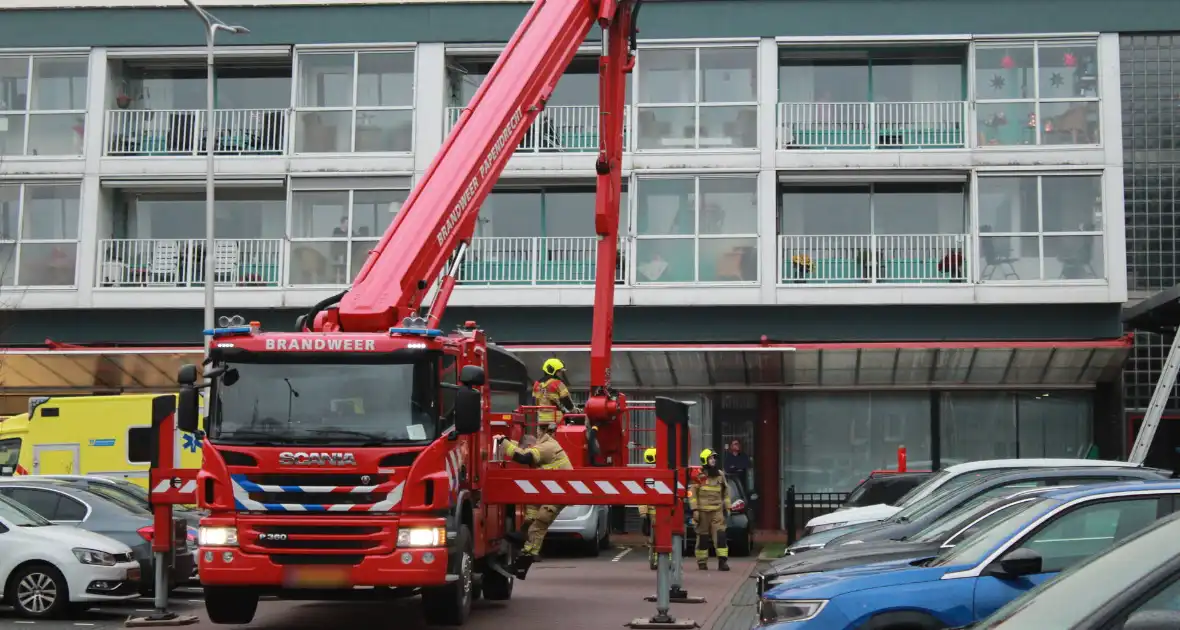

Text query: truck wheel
(204, 586), (258, 625)
(480, 556), (514, 601)
(422, 525), (473, 626)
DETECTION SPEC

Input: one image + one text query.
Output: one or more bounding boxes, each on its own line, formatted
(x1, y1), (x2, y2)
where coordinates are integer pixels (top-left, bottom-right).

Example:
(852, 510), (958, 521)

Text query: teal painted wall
(2, 0), (1180, 48)
(0, 304), (1122, 346)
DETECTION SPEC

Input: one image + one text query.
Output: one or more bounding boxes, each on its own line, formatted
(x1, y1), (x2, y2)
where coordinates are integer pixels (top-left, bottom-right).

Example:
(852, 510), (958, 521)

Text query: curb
(698, 559), (758, 630)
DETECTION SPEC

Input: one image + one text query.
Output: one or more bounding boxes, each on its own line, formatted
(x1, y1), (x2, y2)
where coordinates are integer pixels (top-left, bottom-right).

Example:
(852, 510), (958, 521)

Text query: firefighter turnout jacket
(532, 377), (573, 425)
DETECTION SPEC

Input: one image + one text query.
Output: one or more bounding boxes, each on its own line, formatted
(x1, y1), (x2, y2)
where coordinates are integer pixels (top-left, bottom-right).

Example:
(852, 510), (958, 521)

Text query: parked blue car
(756, 480), (1180, 630)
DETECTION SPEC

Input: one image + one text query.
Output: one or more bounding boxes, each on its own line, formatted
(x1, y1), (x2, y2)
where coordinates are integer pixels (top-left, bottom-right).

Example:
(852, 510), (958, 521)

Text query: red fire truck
(145, 0), (698, 626)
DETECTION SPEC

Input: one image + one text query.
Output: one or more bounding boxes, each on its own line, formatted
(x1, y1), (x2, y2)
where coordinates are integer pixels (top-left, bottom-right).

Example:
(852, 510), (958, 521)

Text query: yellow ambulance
(0, 393), (202, 488)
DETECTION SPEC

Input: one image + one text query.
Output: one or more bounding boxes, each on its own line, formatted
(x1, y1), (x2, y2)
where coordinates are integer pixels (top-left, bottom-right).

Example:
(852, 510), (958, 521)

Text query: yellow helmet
(700, 448), (716, 465)
(542, 358), (566, 376)
(643, 448), (657, 464)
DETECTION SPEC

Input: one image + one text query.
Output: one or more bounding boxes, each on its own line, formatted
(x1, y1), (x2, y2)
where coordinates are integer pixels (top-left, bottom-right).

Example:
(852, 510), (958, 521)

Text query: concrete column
(76, 48), (109, 307)
(757, 37), (780, 304)
(755, 390), (780, 530)
(413, 43), (447, 175)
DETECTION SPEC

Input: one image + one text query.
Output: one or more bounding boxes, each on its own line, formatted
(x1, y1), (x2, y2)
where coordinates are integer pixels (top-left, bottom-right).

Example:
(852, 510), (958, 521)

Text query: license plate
(126, 567), (142, 581)
(283, 566), (352, 589)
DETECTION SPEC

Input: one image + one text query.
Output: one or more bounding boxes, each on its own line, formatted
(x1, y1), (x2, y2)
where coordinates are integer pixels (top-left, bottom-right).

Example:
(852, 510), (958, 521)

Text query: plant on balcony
(938, 248), (965, 283)
(790, 254), (813, 284)
(855, 248), (881, 282)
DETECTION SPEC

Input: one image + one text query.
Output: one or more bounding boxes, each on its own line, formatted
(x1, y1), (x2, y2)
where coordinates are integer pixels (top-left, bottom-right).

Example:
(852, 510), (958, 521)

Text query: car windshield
(928, 498), (1055, 568)
(913, 497), (1038, 544)
(0, 493), (51, 526)
(894, 470), (952, 508)
(104, 479), (150, 505)
(85, 484), (152, 516)
(973, 514), (1180, 629)
(210, 359), (441, 445)
(891, 481), (980, 523)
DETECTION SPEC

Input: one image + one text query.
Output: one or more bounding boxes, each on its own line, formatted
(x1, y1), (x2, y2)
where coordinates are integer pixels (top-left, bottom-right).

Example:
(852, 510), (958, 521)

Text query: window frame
(126, 425), (152, 465)
(973, 171), (1106, 282)
(0, 485), (91, 523)
(972, 39), (1101, 148)
(286, 185), (409, 286)
(0, 181), (82, 287)
(634, 43), (759, 152)
(1010, 495), (1163, 574)
(631, 173), (760, 285)
(292, 48), (417, 154)
(0, 54), (89, 158)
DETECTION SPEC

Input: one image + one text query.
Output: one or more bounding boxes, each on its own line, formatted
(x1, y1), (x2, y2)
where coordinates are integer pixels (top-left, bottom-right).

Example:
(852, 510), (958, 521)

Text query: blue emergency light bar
(388, 327), (444, 337)
(202, 326), (254, 337)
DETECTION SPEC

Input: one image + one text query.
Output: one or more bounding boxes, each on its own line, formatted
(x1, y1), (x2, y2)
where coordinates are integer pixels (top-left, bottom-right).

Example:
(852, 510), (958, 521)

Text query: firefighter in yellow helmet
(532, 358), (578, 431)
(495, 419), (574, 579)
(689, 448), (731, 571)
(638, 447), (658, 570)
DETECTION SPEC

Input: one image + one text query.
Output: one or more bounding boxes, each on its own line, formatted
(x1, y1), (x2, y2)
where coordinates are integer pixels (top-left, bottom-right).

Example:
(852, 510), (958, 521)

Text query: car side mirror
(177, 386), (201, 433)
(1123, 610), (1180, 630)
(459, 365), (486, 387)
(453, 386), (482, 435)
(990, 547), (1042, 579)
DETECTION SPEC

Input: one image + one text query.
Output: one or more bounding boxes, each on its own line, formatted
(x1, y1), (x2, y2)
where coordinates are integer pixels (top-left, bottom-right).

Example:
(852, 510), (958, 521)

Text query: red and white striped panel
(512, 478), (674, 497)
(152, 479), (198, 495)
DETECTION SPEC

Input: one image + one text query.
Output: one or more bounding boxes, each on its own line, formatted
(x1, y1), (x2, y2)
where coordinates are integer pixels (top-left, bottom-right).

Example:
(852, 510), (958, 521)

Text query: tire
(480, 558), (514, 601)
(8, 563), (69, 619)
(729, 529), (752, 557)
(598, 525), (612, 550)
(204, 586), (259, 625)
(422, 525), (473, 626)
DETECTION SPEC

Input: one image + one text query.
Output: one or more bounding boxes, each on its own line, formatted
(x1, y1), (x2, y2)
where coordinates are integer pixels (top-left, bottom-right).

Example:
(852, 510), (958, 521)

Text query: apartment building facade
(0, 0), (1165, 524)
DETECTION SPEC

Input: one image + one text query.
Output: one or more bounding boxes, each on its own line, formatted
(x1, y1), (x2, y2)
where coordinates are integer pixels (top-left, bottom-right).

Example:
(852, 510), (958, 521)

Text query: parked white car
(804, 458), (1150, 534)
(0, 493), (141, 618)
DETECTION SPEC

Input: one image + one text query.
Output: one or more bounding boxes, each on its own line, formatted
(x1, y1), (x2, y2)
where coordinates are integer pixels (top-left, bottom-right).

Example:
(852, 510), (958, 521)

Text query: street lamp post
(182, 0), (248, 355)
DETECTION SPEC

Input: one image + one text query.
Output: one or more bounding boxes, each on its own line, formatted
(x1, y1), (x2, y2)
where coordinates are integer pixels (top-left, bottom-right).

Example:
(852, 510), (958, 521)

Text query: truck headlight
(73, 548), (117, 566)
(397, 527), (445, 548)
(758, 599), (827, 624)
(198, 526), (239, 547)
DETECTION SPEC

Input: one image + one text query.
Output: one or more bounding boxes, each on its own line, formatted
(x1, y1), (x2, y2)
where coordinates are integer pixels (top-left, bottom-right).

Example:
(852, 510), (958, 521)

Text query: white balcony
(457, 236), (627, 285)
(104, 108), (289, 156)
(776, 101), (967, 150)
(780, 234), (969, 285)
(444, 105), (629, 153)
(96, 238), (284, 287)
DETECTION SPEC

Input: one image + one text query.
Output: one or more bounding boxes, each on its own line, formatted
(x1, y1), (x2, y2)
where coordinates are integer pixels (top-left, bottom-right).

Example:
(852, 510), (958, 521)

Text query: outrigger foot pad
(124, 612), (200, 627)
(626, 617), (698, 629)
(644, 591), (706, 604)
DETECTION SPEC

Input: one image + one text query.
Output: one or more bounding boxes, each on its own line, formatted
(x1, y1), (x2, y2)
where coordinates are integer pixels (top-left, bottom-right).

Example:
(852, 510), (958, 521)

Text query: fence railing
(96, 238), (284, 287)
(105, 108), (289, 156)
(445, 105), (629, 153)
(780, 233), (970, 284)
(783, 487), (851, 545)
(777, 101), (967, 149)
(457, 236), (628, 285)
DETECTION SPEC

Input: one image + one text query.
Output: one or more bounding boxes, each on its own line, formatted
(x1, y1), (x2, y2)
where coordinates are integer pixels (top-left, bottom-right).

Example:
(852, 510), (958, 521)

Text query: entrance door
(32, 444), (79, 475)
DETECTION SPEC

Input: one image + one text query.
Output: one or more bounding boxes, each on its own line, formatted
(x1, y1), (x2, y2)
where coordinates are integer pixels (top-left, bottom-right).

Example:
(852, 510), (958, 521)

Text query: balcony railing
(780, 234), (969, 284)
(457, 236), (628, 285)
(104, 108), (289, 156)
(96, 238), (284, 287)
(777, 101), (967, 149)
(444, 105), (629, 153)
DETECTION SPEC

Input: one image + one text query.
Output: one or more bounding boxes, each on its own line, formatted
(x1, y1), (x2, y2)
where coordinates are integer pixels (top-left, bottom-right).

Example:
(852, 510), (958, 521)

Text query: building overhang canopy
(0, 337), (1132, 392)
(1124, 285), (1180, 334)
(504, 338), (1133, 390)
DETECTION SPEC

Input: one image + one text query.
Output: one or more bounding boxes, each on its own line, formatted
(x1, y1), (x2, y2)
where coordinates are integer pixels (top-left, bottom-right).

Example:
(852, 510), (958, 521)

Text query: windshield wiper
(305, 428), (389, 444)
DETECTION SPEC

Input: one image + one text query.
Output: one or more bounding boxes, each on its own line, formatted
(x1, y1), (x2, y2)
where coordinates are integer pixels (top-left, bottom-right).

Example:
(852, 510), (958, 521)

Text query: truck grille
(230, 473), (402, 512)
(237, 517), (394, 556)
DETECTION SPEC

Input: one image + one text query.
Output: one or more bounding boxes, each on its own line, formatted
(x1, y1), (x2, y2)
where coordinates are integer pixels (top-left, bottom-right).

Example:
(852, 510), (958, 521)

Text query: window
(440, 356), (458, 431)
(941, 501), (1033, 546)
(1117, 575), (1180, 624)
(976, 174), (1104, 281)
(940, 392), (1093, 462)
(636, 46), (757, 150)
(0, 438), (19, 475)
(295, 50), (415, 153)
(289, 187), (408, 285)
(490, 391), (523, 413)
(85, 483), (151, 516)
(1018, 498), (1159, 573)
(0, 182), (81, 286)
(0, 487), (84, 521)
(974, 42), (1099, 146)
(0, 55), (88, 157)
(634, 175), (758, 283)
(127, 427), (152, 464)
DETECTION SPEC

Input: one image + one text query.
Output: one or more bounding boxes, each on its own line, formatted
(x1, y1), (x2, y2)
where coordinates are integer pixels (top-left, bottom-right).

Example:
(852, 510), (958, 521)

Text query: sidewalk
(700, 545), (782, 630)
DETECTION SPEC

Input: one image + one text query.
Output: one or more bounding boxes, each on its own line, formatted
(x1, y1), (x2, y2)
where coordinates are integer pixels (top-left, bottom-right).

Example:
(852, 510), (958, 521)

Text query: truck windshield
(209, 359), (439, 445)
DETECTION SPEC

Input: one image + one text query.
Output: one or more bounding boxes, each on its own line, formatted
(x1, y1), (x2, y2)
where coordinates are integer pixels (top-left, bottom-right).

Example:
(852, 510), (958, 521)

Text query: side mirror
(459, 365), (486, 387)
(454, 387), (482, 435)
(177, 386), (201, 433)
(1123, 610), (1180, 630)
(178, 364), (198, 386)
(990, 547), (1042, 579)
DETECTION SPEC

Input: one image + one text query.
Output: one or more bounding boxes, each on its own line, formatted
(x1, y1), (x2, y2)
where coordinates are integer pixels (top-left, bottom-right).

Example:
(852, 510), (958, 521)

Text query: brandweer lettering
(264, 338), (377, 351)
(436, 107), (525, 247)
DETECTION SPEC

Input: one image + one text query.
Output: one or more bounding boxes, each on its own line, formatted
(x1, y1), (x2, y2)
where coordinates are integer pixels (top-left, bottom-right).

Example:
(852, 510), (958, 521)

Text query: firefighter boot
(718, 557), (730, 572)
(696, 534), (710, 570)
(513, 553), (535, 580)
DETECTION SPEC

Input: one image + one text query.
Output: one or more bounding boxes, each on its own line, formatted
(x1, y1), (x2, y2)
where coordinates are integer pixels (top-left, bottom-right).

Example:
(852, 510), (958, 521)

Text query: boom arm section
(320, 0), (637, 332)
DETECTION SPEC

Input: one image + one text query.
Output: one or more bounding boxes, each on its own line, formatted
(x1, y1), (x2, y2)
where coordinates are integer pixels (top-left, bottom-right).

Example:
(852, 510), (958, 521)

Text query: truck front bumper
(196, 547), (450, 588)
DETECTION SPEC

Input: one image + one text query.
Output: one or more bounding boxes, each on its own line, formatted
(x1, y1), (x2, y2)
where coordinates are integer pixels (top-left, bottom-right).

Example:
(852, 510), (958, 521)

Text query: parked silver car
(545, 505), (611, 555)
